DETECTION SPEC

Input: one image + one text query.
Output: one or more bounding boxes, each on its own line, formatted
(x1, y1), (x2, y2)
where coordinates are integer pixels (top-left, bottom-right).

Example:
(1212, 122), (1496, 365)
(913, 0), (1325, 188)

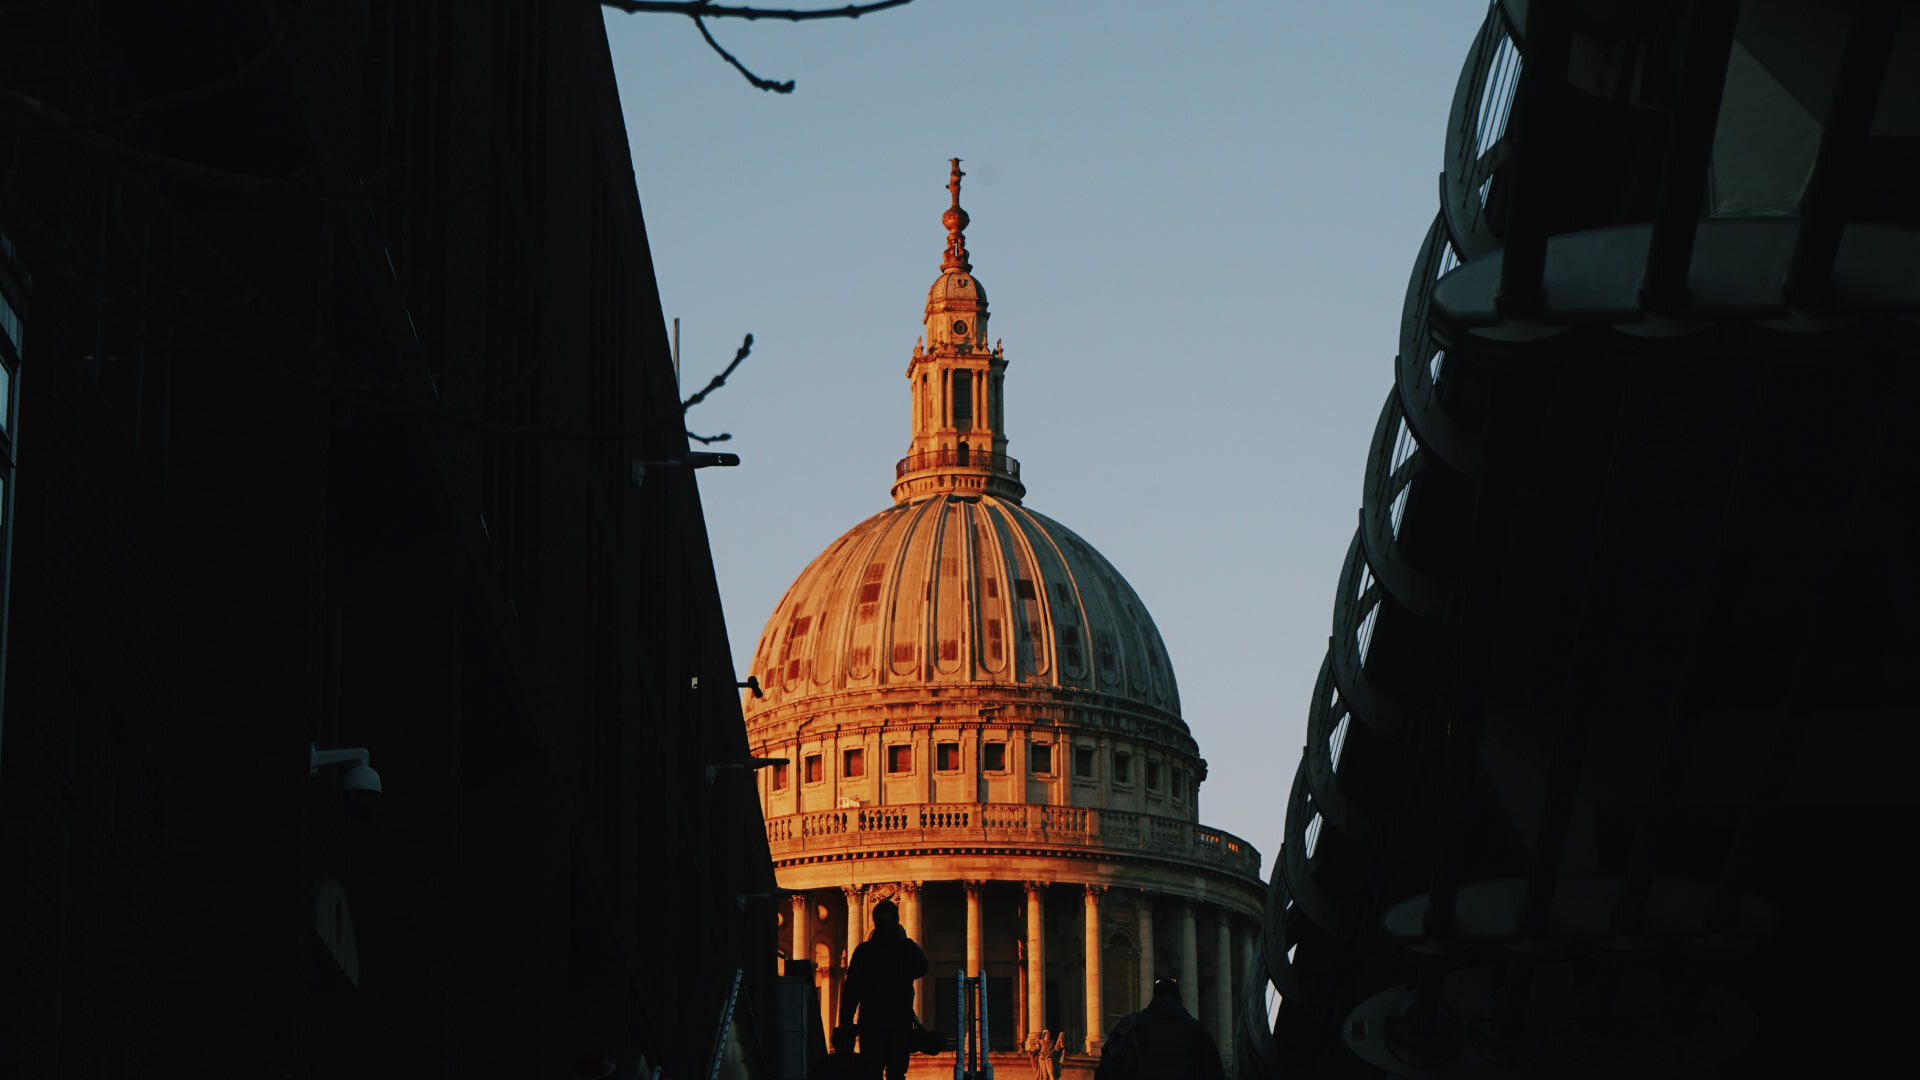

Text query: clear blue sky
(605, 1), (1490, 877)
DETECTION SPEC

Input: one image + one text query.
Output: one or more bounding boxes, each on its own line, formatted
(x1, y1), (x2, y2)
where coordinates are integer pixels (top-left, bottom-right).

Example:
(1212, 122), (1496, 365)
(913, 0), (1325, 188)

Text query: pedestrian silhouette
(834, 898), (931, 1080)
(1093, 977), (1225, 1080)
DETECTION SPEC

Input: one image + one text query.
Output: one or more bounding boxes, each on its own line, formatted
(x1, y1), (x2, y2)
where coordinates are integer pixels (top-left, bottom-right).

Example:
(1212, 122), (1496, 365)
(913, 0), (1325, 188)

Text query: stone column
(900, 882), (924, 1015)
(1215, 912), (1234, 1068)
(1025, 881), (1047, 1049)
(1014, 941), (1027, 1044)
(845, 884), (866, 950)
(965, 880), (985, 978)
(1137, 892), (1155, 1012)
(843, 882), (866, 1026)
(1178, 900), (1199, 1018)
(1083, 885), (1106, 1054)
(790, 890), (811, 976)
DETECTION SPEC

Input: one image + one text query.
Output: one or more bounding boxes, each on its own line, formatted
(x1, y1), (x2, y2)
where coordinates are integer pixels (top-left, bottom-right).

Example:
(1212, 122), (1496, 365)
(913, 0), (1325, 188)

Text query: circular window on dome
(952, 319), (968, 335)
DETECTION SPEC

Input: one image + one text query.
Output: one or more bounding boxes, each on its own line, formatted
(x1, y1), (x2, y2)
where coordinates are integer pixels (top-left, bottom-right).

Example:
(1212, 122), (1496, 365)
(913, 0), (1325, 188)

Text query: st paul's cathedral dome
(742, 161), (1262, 1078)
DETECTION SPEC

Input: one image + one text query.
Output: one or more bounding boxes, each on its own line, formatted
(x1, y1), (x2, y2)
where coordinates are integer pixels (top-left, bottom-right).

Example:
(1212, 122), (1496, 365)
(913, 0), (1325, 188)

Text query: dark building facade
(1239, 1), (1920, 1076)
(0, 2), (778, 1077)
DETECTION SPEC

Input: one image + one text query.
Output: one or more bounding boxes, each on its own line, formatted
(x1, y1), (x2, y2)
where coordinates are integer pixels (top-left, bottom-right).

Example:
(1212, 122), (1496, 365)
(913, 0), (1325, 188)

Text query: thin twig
(600, 1), (914, 21)
(692, 16), (795, 93)
(682, 334), (755, 412)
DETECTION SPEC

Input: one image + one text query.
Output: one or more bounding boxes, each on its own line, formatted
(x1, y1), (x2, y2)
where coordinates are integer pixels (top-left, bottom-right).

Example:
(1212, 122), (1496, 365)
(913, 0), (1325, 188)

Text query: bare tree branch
(691, 16), (795, 93)
(599, 0), (918, 93)
(600, 1), (914, 21)
(681, 334), (755, 413)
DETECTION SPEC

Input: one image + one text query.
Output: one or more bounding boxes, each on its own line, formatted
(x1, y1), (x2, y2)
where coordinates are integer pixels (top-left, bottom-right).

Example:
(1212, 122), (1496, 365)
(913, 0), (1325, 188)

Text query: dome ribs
(991, 500), (1052, 678)
(845, 506), (919, 684)
(970, 504), (1012, 676)
(813, 514), (890, 691)
(1009, 502), (1093, 686)
(743, 497), (1186, 733)
(932, 498), (968, 677)
(885, 496), (941, 680)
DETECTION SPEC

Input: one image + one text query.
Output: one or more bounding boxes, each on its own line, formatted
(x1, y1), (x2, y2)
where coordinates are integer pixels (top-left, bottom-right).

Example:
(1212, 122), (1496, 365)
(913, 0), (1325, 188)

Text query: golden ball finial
(942, 157), (972, 272)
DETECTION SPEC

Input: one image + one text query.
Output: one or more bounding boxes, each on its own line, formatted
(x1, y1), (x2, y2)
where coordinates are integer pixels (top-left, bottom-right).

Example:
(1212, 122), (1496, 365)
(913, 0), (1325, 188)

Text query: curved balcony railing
(1443, 0), (1524, 259)
(763, 801), (1261, 880)
(894, 448), (1021, 479)
(1396, 213), (1483, 479)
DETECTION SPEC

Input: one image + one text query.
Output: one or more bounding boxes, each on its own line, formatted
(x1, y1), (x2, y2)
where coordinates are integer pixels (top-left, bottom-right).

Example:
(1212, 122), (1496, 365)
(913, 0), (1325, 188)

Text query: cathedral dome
(743, 493), (1183, 728)
(741, 163), (1261, 1071)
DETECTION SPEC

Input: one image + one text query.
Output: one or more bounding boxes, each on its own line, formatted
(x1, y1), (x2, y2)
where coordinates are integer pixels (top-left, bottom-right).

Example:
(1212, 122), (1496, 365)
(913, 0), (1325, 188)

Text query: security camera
(312, 744), (383, 818)
(343, 761), (382, 820)
(343, 761), (382, 795)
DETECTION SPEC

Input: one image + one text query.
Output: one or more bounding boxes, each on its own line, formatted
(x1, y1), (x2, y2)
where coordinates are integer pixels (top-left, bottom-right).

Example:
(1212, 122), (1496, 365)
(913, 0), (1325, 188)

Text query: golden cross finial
(948, 157), (965, 207)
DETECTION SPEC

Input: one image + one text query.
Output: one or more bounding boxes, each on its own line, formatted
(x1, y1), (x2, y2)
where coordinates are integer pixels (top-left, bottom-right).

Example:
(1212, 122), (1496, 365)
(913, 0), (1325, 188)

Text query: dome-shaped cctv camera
(342, 762), (381, 820)
(343, 762), (382, 795)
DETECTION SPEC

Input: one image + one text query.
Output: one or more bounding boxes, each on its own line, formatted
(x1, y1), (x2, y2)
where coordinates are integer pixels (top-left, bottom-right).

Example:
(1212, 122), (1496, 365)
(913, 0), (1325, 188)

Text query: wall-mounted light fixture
(631, 452), (740, 489)
(311, 743), (383, 815)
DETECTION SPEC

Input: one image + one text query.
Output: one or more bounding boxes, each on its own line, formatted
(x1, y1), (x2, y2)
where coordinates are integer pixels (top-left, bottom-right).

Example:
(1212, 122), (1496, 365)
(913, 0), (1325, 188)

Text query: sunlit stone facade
(743, 162), (1263, 1077)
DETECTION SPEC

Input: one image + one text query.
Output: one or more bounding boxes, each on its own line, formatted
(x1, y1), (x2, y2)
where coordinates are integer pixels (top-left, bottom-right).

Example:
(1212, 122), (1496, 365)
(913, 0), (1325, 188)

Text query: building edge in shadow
(0, 2), (782, 1077)
(1237, 1), (1920, 1076)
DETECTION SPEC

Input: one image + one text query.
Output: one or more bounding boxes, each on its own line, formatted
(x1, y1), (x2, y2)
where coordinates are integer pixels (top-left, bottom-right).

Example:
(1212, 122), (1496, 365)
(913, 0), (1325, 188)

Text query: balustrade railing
(894, 448), (1021, 478)
(762, 800), (1262, 878)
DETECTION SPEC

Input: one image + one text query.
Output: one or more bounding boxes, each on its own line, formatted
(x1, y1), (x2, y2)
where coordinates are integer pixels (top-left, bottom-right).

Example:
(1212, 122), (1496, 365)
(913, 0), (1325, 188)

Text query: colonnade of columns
(783, 879), (1254, 1064)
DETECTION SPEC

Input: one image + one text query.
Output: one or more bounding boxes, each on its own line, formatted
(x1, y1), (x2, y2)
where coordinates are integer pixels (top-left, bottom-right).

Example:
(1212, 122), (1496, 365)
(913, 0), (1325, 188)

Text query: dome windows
(1029, 743), (1054, 776)
(1058, 625), (1085, 673)
(983, 742), (1008, 772)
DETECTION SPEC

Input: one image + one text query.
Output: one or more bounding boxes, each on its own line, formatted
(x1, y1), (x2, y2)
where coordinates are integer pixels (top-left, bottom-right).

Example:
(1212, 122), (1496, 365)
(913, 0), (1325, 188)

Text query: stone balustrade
(763, 801), (1261, 878)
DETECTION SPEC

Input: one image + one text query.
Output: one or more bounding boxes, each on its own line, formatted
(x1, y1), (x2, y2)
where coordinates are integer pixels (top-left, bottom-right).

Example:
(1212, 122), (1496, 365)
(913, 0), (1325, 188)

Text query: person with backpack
(1094, 977), (1226, 1080)
(833, 899), (931, 1080)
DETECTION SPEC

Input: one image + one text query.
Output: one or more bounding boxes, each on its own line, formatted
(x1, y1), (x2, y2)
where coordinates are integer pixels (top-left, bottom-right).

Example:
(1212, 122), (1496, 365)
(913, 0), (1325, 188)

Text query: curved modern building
(744, 162), (1264, 1076)
(1239, 2), (1920, 1077)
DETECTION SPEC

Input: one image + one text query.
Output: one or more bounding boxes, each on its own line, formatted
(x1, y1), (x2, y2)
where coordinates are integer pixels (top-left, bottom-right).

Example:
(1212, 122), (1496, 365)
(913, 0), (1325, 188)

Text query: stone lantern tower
(743, 161), (1264, 1078)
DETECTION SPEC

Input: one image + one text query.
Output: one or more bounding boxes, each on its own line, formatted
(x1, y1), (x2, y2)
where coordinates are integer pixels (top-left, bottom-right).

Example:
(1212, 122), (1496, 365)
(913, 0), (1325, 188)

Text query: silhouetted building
(0, 2), (776, 1078)
(1238, 1), (1920, 1076)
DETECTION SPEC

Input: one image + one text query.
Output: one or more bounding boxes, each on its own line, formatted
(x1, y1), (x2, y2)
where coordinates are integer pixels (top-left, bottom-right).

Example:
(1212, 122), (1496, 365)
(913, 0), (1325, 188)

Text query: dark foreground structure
(0, 3), (780, 1077)
(1239, 1), (1920, 1076)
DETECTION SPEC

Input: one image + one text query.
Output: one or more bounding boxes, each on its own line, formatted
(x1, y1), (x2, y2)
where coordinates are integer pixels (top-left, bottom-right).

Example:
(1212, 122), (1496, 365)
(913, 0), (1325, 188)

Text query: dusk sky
(605, 0), (1491, 876)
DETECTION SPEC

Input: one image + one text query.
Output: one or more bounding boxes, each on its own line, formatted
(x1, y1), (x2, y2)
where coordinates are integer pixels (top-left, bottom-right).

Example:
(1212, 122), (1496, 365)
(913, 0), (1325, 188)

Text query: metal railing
(763, 801), (1262, 878)
(895, 448), (1021, 479)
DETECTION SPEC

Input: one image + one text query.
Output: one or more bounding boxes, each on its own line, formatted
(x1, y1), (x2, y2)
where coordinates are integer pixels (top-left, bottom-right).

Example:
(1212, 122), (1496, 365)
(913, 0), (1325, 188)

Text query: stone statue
(1029, 1029), (1066, 1080)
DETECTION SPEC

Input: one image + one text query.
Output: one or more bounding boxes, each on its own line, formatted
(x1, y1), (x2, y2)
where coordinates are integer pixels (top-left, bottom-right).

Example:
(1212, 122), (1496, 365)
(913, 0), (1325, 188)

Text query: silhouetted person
(1093, 977), (1225, 1080)
(835, 899), (929, 1080)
